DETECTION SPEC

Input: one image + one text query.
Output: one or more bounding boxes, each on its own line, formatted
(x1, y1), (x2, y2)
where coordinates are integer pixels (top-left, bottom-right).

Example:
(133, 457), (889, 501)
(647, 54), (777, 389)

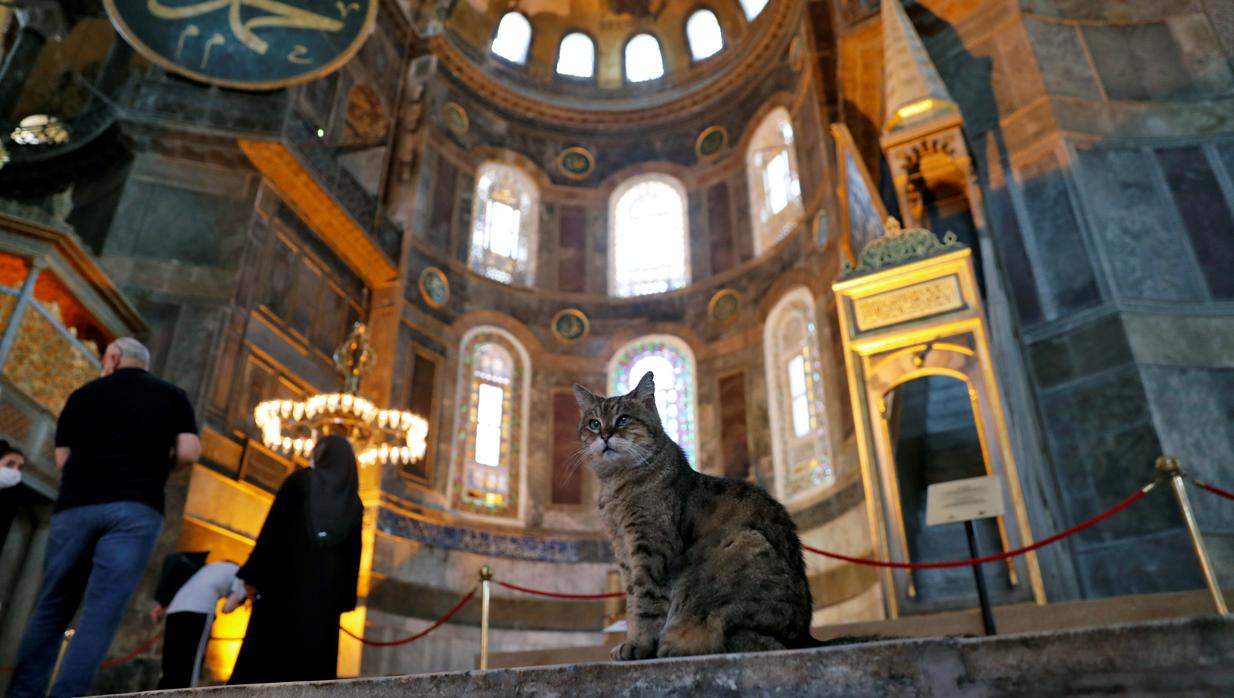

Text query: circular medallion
(558, 146), (595, 180)
(707, 289), (741, 326)
(103, 0), (377, 90)
(551, 308), (590, 343)
(443, 102), (469, 136)
(418, 267), (450, 308)
(695, 126), (728, 162)
(789, 34), (806, 72)
(814, 209), (830, 248)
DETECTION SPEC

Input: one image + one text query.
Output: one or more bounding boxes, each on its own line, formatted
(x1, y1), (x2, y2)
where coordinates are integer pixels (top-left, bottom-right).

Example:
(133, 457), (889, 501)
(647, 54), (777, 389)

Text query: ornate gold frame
(557, 146), (596, 181)
(443, 102), (469, 136)
(418, 266), (450, 308)
(550, 308), (590, 343)
(706, 288), (741, 326)
(102, 0), (378, 91)
(695, 126), (728, 162)
(832, 247), (1046, 618)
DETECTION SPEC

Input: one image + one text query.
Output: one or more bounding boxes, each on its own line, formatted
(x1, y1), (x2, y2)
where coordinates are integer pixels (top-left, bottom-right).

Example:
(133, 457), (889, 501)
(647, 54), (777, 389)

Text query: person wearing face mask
(6, 338), (201, 698)
(228, 435), (362, 685)
(0, 440), (27, 554)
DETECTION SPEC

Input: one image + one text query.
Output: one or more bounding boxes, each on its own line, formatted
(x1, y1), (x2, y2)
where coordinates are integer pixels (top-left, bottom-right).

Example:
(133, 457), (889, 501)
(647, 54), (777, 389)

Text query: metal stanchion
(1156, 456), (1229, 615)
(47, 628), (74, 693)
(479, 565), (492, 670)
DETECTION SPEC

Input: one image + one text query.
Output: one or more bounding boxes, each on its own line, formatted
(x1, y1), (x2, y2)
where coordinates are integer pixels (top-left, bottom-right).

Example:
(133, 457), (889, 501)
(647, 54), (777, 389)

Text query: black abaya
(229, 468), (362, 684)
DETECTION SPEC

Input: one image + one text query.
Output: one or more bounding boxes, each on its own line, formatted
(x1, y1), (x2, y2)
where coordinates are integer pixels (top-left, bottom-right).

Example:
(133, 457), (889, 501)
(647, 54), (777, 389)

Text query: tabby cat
(573, 371), (814, 659)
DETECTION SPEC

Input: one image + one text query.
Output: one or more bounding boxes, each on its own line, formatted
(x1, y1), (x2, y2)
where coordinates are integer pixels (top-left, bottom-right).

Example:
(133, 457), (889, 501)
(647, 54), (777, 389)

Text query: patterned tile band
(378, 507), (614, 563)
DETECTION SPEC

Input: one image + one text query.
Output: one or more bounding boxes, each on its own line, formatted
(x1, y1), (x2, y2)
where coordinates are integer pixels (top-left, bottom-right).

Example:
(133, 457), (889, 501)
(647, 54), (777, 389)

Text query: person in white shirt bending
(150, 561), (247, 688)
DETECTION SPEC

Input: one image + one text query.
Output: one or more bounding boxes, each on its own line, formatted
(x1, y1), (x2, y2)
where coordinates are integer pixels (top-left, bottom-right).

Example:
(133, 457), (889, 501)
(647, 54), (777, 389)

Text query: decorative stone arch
(606, 333), (700, 468)
(607, 172), (691, 297)
(447, 324), (532, 523)
(763, 286), (834, 505)
(469, 160), (540, 287)
(747, 105), (806, 256)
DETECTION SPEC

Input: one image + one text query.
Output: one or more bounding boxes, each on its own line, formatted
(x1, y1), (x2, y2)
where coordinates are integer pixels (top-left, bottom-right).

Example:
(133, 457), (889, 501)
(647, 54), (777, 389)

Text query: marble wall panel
(1082, 16), (1232, 102)
(1022, 18), (1101, 99)
(1140, 366), (1234, 541)
(1038, 367), (1176, 548)
(1154, 146), (1234, 299)
(1016, 150), (1101, 318)
(1074, 146), (1203, 303)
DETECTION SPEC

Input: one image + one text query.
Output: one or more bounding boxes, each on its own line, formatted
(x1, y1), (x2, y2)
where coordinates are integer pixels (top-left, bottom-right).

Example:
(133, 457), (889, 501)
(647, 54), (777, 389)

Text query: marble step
(111, 616), (1234, 697)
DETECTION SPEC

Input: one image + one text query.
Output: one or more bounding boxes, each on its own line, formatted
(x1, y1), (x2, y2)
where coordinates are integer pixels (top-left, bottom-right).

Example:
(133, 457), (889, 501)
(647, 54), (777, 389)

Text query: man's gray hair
(110, 337), (150, 368)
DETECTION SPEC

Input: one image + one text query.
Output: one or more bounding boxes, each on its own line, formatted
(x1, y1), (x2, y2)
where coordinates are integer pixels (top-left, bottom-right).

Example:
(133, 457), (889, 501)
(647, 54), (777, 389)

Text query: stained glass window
(686, 10), (724, 61)
(764, 288), (833, 502)
(470, 163), (538, 286)
(625, 33), (665, 82)
(557, 32), (595, 78)
(739, 0), (769, 21)
(609, 335), (697, 467)
(610, 175), (689, 297)
(452, 329), (527, 519)
(492, 12), (532, 64)
(747, 107), (804, 255)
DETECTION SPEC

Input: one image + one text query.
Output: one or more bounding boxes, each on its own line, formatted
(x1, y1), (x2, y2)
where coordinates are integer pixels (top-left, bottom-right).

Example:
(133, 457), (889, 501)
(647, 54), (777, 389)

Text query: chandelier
(254, 322), (428, 467)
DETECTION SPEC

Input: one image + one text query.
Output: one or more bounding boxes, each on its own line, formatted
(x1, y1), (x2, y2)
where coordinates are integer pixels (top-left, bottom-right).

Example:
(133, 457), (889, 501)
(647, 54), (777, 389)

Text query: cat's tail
(790, 633), (890, 650)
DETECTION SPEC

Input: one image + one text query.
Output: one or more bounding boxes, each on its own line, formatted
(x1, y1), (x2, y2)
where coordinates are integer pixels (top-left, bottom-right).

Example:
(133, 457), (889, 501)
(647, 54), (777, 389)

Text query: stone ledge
(113, 616), (1234, 697)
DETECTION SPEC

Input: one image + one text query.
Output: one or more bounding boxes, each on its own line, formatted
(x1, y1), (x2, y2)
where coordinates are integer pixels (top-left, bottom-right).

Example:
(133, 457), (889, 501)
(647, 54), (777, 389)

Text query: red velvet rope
(340, 587), (477, 647)
(98, 629), (165, 668)
(495, 579), (623, 600)
(0, 480), (1167, 670)
(1193, 479), (1234, 502)
(802, 483), (1154, 570)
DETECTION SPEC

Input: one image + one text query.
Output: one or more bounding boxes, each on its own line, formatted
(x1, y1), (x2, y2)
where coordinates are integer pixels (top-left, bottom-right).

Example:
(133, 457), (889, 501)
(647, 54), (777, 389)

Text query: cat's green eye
(615, 415), (631, 428)
(587, 419), (601, 432)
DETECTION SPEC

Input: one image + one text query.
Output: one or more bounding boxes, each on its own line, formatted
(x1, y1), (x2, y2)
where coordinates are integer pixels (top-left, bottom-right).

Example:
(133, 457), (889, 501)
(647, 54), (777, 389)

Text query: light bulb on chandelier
(253, 322), (429, 467)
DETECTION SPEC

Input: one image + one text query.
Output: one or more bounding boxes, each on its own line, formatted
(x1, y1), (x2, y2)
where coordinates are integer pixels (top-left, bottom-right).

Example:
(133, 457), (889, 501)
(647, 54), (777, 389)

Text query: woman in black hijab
(229, 435), (363, 684)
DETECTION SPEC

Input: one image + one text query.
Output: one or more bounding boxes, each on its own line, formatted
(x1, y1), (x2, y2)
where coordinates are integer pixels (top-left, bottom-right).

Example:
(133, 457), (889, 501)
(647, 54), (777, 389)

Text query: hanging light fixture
(254, 322), (428, 467)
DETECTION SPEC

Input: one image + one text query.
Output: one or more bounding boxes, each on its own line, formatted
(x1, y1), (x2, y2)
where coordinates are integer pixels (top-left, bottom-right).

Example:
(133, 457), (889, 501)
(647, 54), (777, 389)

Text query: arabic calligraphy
(148, 0), (343, 55)
(106, 0), (374, 88)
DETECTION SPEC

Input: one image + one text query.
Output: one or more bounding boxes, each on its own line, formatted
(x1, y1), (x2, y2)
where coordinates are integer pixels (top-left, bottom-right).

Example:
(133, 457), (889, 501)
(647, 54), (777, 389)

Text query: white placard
(926, 475), (1005, 526)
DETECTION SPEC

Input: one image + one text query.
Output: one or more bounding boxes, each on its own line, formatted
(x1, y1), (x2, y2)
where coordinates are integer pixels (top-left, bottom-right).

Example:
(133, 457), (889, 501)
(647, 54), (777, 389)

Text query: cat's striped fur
(573, 371), (814, 659)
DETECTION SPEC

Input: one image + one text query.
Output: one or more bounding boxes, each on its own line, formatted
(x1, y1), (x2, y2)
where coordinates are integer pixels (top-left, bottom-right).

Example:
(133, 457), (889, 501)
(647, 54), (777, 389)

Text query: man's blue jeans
(6, 501), (162, 698)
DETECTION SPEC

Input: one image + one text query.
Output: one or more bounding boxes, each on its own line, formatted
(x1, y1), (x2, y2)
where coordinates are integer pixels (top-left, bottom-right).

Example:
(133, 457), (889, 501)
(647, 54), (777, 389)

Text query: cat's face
(572, 371), (662, 478)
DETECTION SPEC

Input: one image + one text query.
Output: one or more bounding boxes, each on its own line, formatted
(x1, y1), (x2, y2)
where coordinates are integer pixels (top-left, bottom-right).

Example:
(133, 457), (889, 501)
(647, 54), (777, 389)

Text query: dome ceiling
(445, 0), (792, 107)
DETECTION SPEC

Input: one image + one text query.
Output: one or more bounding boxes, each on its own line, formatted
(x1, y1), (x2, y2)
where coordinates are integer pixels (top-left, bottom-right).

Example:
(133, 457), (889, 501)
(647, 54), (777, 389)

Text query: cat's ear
(572, 384), (598, 410)
(633, 371), (657, 412)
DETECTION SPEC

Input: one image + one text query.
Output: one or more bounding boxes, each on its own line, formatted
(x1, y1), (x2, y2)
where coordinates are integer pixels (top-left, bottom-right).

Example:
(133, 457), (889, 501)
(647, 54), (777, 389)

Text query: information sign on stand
(926, 475), (1005, 526)
(927, 475), (1005, 635)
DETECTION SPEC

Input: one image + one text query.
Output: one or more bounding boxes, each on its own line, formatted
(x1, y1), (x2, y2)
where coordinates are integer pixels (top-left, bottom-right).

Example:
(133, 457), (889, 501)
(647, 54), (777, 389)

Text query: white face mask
(0, 468), (20, 489)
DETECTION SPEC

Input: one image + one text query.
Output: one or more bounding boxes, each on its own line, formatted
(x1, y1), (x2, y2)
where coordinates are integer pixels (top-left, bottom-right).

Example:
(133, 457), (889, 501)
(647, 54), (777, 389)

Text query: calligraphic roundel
(104, 0), (376, 90)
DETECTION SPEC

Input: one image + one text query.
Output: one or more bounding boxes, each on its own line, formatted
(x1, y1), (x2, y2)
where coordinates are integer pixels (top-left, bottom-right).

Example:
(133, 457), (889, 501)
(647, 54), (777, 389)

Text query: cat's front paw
(610, 639), (656, 661)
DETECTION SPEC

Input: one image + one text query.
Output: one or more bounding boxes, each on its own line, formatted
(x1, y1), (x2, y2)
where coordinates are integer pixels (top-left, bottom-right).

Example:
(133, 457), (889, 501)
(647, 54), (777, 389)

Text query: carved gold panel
(833, 247), (1045, 618)
(853, 274), (964, 332)
(1, 305), (99, 415)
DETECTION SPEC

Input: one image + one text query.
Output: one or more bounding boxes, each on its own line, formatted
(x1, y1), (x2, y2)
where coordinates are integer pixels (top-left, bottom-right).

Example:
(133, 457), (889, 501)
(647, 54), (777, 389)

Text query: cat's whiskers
(557, 445), (590, 487)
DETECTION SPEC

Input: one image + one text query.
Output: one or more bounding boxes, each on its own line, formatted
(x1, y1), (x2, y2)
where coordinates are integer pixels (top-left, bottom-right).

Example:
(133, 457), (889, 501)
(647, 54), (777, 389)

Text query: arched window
(492, 12), (532, 64)
(739, 0), (769, 21)
(556, 32), (595, 78)
(686, 10), (724, 61)
(610, 175), (690, 297)
(747, 107), (804, 254)
(470, 162), (539, 285)
(764, 288), (833, 503)
(609, 335), (698, 467)
(625, 33), (665, 82)
(452, 327), (529, 519)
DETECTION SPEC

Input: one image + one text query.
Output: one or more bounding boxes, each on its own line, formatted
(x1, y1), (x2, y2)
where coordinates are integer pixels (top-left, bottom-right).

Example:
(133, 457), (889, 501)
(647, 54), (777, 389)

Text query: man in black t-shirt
(7, 338), (200, 698)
